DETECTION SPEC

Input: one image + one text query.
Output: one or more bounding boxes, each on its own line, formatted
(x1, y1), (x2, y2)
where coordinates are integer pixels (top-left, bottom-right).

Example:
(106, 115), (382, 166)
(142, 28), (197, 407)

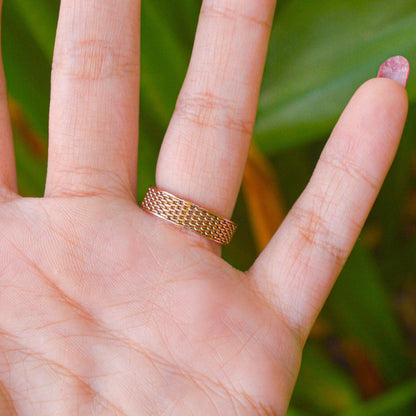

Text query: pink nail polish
(378, 56), (410, 88)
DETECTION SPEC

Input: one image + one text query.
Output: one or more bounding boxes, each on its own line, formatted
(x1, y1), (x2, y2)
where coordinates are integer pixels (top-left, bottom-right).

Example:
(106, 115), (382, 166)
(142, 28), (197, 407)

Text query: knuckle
(52, 39), (139, 82)
(201, 0), (273, 30)
(175, 91), (254, 135)
(46, 166), (132, 199)
(320, 152), (379, 192)
(291, 198), (349, 267)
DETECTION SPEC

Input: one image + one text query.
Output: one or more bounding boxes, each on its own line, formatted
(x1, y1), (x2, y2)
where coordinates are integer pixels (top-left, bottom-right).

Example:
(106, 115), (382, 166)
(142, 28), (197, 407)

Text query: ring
(141, 187), (237, 245)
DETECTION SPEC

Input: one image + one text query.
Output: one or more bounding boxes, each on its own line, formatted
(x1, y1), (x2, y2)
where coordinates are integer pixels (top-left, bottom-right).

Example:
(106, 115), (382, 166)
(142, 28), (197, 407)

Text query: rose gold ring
(141, 186), (237, 245)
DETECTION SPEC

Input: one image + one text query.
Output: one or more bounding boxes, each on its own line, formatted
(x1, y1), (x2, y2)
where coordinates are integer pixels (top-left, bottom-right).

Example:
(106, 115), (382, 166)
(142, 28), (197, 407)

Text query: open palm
(0, 0), (408, 415)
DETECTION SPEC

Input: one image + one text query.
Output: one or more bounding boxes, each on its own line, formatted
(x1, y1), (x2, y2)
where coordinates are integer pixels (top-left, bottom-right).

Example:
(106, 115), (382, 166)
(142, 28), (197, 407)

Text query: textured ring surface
(141, 186), (237, 245)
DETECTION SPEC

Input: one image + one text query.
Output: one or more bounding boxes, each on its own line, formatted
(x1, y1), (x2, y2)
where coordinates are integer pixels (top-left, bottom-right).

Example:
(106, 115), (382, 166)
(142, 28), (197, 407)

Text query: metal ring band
(141, 187), (237, 245)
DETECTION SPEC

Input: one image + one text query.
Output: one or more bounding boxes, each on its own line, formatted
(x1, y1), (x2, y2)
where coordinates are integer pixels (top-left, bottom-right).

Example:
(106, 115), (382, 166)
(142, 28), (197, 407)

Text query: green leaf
(222, 192), (258, 271)
(13, 126), (46, 197)
(137, 128), (159, 201)
(256, 0), (416, 152)
(338, 379), (416, 416)
(11, 0), (59, 60)
(375, 105), (416, 238)
(324, 240), (413, 384)
(2, 0), (51, 139)
(140, 0), (195, 127)
(369, 104), (416, 291)
(287, 408), (316, 416)
(291, 342), (361, 415)
(138, 1), (199, 202)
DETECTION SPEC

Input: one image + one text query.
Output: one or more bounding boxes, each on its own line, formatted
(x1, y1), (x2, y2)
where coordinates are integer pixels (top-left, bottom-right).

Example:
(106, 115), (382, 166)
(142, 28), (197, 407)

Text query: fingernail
(377, 56), (410, 88)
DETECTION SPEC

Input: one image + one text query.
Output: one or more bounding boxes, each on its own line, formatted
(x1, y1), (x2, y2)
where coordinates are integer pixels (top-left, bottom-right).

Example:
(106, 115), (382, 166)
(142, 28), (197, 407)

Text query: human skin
(0, 0), (409, 415)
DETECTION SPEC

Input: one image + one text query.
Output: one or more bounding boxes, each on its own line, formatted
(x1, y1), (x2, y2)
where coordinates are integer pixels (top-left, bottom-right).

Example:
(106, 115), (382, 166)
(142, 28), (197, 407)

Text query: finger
(249, 76), (409, 340)
(156, 0), (276, 221)
(45, 0), (140, 199)
(0, 0), (17, 199)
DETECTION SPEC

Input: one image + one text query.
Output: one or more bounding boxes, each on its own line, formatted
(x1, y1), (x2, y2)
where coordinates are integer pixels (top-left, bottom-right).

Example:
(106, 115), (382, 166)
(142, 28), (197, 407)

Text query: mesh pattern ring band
(141, 187), (237, 245)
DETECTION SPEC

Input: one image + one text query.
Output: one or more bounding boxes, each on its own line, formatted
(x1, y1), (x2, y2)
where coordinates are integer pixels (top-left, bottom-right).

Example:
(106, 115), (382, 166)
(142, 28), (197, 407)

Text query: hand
(0, 1), (408, 415)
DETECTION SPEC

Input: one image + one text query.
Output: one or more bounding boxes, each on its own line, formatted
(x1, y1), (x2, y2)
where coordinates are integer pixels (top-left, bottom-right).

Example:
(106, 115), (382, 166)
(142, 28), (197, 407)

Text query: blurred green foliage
(2, 0), (416, 414)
